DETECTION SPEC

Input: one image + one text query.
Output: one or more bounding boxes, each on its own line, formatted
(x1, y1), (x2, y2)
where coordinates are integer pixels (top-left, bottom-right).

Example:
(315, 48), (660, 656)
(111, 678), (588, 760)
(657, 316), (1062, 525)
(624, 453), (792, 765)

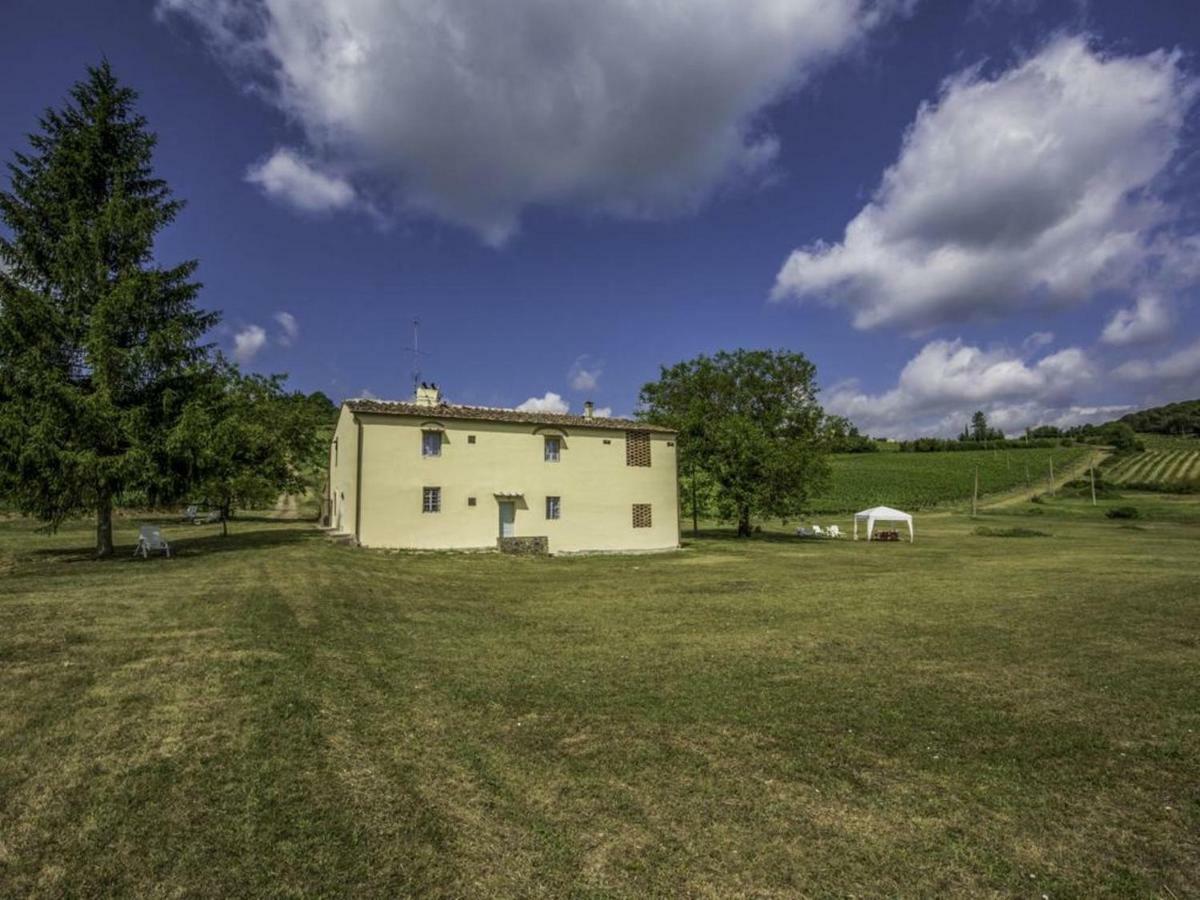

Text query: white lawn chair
(812, 524), (825, 537)
(795, 526), (814, 537)
(182, 505), (198, 523)
(134, 526), (171, 559)
(203, 510), (222, 524)
(827, 525), (842, 538)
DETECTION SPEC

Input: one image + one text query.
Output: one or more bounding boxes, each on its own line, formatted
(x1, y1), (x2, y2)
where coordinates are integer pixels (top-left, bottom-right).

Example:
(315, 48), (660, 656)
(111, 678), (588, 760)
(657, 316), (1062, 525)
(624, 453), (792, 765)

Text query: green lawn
(2, 501), (1198, 897)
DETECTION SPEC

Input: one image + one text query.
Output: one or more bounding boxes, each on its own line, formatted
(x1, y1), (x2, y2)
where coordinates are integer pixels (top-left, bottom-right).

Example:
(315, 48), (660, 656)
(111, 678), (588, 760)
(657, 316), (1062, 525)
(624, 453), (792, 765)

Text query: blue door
(499, 501), (515, 538)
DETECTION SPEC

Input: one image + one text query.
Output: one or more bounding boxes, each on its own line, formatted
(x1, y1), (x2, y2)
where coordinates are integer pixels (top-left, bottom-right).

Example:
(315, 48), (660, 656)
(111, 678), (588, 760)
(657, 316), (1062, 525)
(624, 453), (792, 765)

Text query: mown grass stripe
(1163, 451), (1194, 484)
(1106, 456), (1139, 482)
(1143, 451), (1175, 483)
(1181, 452), (1200, 481)
(1115, 453), (1156, 483)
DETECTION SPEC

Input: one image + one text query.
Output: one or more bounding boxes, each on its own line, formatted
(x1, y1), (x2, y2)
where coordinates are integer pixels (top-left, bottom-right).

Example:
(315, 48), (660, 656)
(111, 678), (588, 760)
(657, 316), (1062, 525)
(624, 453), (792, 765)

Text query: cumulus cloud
(826, 338), (1096, 436)
(159, 0), (911, 243)
(233, 324), (267, 364)
(569, 356), (602, 392)
(274, 310), (300, 346)
(245, 148), (356, 214)
(1114, 337), (1200, 386)
(593, 406), (613, 418)
(1100, 294), (1173, 346)
(516, 392), (570, 414)
(773, 35), (1199, 330)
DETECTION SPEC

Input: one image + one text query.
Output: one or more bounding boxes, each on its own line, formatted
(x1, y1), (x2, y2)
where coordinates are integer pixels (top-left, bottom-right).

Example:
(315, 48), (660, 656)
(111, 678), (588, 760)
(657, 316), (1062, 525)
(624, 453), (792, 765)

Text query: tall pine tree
(0, 62), (217, 556)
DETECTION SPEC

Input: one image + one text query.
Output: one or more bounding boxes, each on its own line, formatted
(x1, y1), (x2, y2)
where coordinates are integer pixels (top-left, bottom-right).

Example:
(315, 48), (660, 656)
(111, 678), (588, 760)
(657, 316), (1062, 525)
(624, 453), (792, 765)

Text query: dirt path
(269, 493), (300, 519)
(982, 447), (1109, 509)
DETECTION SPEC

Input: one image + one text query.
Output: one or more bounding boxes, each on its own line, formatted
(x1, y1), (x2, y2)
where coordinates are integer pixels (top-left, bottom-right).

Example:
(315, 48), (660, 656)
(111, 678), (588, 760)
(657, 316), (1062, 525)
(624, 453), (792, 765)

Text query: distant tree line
(0, 62), (335, 555)
(1116, 399), (1200, 437)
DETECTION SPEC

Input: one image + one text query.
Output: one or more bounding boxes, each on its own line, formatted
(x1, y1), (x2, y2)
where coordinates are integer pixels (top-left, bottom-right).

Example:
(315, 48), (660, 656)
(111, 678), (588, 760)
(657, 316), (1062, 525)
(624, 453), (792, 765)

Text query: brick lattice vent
(625, 430), (651, 466)
(632, 504), (653, 528)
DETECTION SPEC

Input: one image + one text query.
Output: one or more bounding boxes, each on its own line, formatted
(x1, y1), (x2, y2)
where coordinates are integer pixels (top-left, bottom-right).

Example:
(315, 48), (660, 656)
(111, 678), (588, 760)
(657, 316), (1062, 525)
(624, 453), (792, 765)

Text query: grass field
(1105, 440), (1200, 490)
(809, 445), (1092, 513)
(2, 497), (1198, 897)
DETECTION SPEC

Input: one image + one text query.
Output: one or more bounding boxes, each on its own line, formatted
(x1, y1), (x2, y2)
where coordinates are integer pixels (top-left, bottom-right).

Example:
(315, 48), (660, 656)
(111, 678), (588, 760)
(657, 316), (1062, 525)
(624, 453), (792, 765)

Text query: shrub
(973, 526), (1051, 537)
(1105, 506), (1140, 520)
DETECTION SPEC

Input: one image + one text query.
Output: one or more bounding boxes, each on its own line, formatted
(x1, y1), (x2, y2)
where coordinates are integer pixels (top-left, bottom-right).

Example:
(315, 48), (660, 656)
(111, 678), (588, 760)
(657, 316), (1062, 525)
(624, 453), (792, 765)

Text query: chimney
(415, 382), (441, 407)
(584, 401), (594, 420)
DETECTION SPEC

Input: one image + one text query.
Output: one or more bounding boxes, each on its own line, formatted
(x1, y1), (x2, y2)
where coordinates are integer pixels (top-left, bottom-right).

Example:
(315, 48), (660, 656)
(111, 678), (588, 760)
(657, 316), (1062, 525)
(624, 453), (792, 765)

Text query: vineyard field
(1105, 446), (1200, 488)
(809, 446), (1091, 513)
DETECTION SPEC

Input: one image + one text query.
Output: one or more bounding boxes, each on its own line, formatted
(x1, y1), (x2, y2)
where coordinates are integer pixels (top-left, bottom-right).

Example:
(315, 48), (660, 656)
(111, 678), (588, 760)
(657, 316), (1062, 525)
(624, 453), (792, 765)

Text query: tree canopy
(639, 349), (831, 536)
(168, 364), (333, 534)
(0, 61), (216, 555)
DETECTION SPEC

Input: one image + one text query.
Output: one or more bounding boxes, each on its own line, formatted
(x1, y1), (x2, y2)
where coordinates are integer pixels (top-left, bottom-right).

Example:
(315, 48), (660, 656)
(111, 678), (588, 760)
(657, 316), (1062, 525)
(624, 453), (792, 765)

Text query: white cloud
(160, 0), (912, 243)
(1022, 331), (1055, 351)
(232, 324), (267, 364)
(593, 406), (613, 418)
(1100, 294), (1172, 346)
(569, 356), (602, 392)
(1114, 338), (1200, 385)
(274, 310), (300, 346)
(516, 392), (570, 414)
(245, 148), (356, 214)
(826, 338), (1096, 436)
(773, 35), (1199, 330)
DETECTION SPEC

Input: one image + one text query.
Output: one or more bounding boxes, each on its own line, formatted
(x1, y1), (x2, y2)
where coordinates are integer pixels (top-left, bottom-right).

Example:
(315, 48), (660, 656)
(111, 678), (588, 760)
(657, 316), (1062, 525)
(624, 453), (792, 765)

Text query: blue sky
(2, 0), (1198, 435)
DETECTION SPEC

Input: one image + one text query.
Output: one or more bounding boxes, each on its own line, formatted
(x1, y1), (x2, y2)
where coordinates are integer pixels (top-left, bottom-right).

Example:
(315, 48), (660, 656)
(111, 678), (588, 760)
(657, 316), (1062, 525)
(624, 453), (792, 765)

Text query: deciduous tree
(640, 349), (830, 537)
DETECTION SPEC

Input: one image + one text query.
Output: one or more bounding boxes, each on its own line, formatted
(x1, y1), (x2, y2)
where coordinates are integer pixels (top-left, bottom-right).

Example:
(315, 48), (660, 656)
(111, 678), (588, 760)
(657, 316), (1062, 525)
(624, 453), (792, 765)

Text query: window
(422, 487), (441, 513)
(467, 435), (476, 444)
(422, 430), (442, 457)
(632, 503), (652, 528)
(546, 496), (561, 520)
(333, 437), (339, 466)
(544, 436), (561, 462)
(626, 431), (651, 467)
(467, 497), (477, 507)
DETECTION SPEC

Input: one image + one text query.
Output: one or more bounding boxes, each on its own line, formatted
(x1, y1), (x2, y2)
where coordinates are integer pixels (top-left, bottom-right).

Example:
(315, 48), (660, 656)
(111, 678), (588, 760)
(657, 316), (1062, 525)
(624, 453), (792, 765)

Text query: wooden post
(1025, 460), (1030, 488)
(1048, 457), (1055, 496)
(1089, 459), (1097, 506)
(690, 461), (699, 536)
(972, 466), (979, 517)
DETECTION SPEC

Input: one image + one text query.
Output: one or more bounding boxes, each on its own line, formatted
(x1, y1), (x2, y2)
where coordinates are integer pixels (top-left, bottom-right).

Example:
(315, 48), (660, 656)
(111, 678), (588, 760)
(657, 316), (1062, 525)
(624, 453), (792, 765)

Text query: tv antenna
(403, 317), (428, 398)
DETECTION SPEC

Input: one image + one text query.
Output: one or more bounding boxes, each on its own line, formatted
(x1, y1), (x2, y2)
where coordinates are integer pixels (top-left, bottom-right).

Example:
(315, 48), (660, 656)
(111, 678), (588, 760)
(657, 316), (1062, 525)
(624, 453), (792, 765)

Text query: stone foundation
(497, 536), (549, 555)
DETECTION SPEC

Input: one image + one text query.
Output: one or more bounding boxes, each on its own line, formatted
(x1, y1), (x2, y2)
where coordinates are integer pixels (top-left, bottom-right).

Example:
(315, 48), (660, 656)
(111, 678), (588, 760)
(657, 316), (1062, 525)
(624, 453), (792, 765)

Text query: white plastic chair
(134, 526), (171, 559)
(182, 505), (198, 523)
(827, 525), (841, 538)
(812, 524), (825, 537)
(796, 527), (814, 537)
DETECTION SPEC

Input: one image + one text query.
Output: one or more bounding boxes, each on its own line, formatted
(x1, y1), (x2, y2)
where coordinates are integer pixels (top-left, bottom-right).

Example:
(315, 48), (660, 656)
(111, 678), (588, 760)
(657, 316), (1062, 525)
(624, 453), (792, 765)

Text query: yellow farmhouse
(326, 385), (680, 554)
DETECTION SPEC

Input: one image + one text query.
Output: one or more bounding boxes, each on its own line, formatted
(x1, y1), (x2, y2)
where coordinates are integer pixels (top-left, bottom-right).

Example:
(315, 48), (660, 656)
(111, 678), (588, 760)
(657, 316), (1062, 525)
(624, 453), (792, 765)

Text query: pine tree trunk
(96, 492), (114, 558)
(737, 507), (752, 537)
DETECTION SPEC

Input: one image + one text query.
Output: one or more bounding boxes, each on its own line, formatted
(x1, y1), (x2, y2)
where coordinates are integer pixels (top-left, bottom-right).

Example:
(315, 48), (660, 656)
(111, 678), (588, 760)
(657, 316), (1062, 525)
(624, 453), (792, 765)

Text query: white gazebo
(854, 506), (914, 542)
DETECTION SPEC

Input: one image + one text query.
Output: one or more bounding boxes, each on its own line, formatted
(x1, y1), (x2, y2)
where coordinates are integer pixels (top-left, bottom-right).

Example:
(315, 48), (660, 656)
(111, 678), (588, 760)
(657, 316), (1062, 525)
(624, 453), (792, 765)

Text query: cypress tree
(0, 61), (217, 556)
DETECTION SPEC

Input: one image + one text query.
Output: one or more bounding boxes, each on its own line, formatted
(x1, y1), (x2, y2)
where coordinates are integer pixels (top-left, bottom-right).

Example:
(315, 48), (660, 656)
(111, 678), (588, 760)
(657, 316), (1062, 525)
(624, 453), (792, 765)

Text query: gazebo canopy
(853, 506), (914, 542)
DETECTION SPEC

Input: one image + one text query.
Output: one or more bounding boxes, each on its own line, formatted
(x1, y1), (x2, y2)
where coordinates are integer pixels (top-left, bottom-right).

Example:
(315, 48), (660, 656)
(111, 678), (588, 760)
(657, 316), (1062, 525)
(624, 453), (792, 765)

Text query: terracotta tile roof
(345, 398), (676, 433)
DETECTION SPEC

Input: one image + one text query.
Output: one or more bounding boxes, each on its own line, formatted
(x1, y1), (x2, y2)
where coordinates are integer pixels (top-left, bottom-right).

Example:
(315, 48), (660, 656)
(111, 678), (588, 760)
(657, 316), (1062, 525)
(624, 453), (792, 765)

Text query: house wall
(327, 405), (360, 538)
(351, 412), (679, 552)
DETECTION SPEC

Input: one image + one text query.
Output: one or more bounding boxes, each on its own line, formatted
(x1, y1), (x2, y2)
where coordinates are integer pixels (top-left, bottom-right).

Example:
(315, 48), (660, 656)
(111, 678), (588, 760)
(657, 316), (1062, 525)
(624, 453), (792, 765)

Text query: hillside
(1116, 399), (1200, 435)
(808, 446), (1091, 513)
